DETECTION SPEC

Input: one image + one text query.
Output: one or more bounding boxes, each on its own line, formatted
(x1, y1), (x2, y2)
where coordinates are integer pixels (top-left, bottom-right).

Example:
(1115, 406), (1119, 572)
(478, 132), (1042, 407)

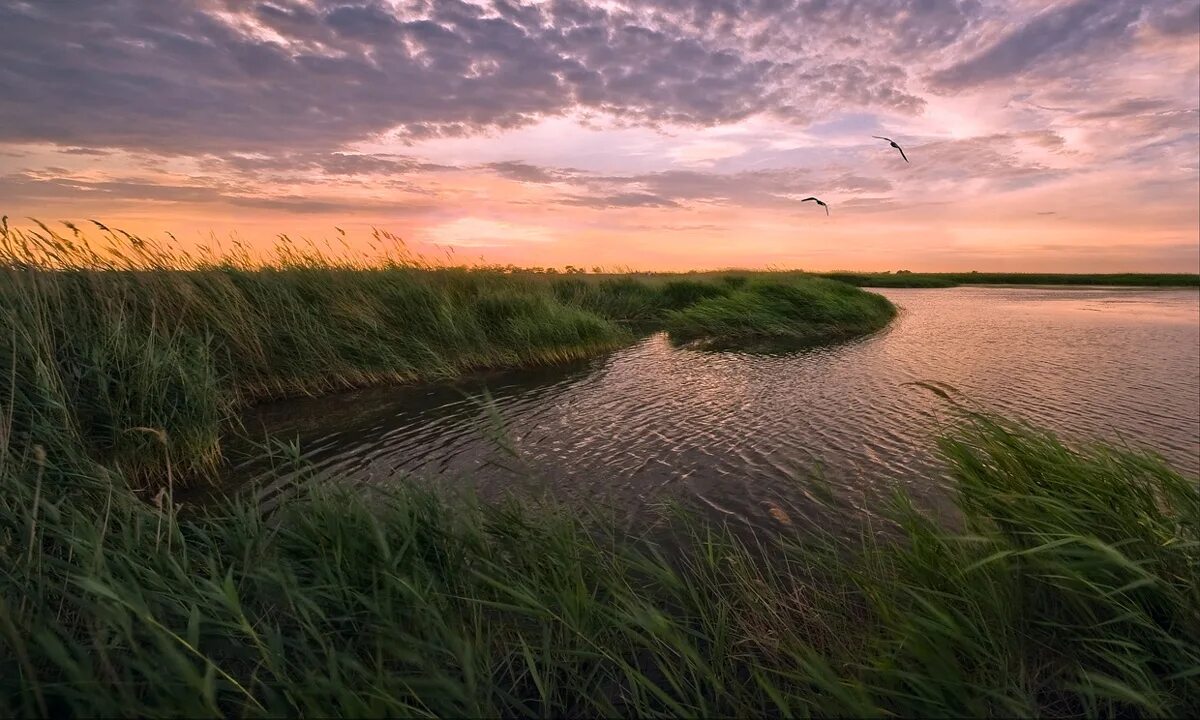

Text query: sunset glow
(2, 0), (1197, 271)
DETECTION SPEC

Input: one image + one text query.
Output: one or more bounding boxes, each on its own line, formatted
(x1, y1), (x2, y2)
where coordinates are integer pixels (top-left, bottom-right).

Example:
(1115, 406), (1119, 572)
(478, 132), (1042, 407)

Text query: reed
(0, 412), (1195, 717)
(1, 221), (893, 482)
(664, 276), (896, 347)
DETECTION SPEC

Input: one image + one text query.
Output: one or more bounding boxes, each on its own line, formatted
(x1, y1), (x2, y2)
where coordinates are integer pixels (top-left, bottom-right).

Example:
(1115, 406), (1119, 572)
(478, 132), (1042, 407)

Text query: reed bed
(664, 276), (896, 347)
(1, 221), (893, 482)
(1, 412), (1196, 717)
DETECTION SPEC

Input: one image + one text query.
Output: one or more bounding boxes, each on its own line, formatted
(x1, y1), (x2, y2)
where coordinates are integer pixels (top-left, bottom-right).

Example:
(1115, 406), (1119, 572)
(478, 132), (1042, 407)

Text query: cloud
(0, 0), (932, 155)
(930, 0), (1164, 89)
(59, 147), (113, 157)
(478, 162), (898, 210)
(667, 139), (749, 166)
(897, 133), (1071, 188)
(1, 0), (1195, 274)
(561, 192), (681, 209)
(0, 171), (433, 215)
(207, 152), (449, 176)
(427, 217), (556, 247)
(1077, 97), (1176, 120)
(485, 161), (575, 183)
(1146, 1), (1200, 36)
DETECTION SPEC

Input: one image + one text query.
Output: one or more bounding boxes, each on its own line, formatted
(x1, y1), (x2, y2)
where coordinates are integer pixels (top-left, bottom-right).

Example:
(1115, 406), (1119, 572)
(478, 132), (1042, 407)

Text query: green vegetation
(550, 275), (737, 327)
(3, 221), (1196, 717)
(937, 272), (1200, 286)
(823, 271), (959, 288)
(1, 221), (893, 482)
(2, 412), (1196, 717)
(665, 276), (896, 347)
(0, 236), (620, 480)
(550, 274), (896, 347)
(821, 271), (1200, 288)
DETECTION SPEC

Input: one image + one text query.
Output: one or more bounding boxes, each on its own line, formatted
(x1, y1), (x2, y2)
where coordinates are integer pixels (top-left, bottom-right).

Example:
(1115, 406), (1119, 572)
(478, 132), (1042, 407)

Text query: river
(232, 286), (1200, 528)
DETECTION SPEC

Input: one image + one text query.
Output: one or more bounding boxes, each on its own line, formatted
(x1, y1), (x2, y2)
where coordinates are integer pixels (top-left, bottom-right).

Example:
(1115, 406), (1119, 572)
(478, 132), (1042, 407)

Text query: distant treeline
(500, 268), (1199, 289)
(820, 271), (1200, 288)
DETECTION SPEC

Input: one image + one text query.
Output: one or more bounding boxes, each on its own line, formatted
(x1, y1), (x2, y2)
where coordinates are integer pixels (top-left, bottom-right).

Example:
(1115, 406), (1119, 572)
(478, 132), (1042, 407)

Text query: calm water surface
(236, 287), (1200, 526)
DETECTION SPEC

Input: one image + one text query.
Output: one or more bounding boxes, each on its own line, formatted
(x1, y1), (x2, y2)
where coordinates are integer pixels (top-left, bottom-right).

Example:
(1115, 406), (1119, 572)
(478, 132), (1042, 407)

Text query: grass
(2, 220), (1196, 716)
(823, 272), (959, 288)
(1, 411), (1196, 717)
(550, 275), (738, 327)
(821, 272), (1200, 288)
(0, 258), (626, 480)
(664, 276), (896, 348)
(0, 221), (893, 482)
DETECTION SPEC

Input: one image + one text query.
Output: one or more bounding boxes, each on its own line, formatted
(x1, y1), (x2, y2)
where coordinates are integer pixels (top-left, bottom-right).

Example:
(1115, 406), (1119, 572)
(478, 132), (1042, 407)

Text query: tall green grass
(0, 229), (623, 480)
(665, 276), (896, 347)
(1, 221), (892, 482)
(1, 413), (1195, 717)
(550, 275), (736, 327)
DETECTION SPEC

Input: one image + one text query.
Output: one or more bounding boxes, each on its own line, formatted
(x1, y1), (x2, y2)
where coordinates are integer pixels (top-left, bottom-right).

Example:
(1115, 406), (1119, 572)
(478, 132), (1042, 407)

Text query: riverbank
(2, 412), (1196, 717)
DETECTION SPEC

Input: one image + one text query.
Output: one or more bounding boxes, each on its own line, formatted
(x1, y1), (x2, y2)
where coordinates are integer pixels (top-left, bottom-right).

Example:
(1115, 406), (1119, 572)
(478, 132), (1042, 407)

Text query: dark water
(234, 287), (1200, 527)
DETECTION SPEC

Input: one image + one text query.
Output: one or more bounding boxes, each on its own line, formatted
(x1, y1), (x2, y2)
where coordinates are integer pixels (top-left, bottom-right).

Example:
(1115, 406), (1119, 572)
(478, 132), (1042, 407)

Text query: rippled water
(234, 287), (1200, 527)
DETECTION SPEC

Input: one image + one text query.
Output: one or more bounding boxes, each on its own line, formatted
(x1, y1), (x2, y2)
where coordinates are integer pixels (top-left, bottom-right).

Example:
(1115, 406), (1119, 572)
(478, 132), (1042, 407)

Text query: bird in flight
(802, 197), (829, 215)
(872, 136), (909, 163)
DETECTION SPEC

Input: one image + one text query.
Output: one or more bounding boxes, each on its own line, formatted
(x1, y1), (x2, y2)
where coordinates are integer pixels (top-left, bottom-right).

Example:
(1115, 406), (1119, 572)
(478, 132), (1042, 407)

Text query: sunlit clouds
(1, 0), (1197, 270)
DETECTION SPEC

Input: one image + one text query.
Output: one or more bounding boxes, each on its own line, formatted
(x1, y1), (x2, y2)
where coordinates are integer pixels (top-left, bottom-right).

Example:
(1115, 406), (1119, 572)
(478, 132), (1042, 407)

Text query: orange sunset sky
(2, 0), (1198, 271)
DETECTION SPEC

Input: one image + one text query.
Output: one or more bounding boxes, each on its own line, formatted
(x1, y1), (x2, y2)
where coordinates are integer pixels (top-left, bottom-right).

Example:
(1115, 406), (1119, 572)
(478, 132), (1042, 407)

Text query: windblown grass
(1, 221), (892, 482)
(0, 228), (624, 479)
(0, 412), (1195, 717)
(551, 275), (737, 327)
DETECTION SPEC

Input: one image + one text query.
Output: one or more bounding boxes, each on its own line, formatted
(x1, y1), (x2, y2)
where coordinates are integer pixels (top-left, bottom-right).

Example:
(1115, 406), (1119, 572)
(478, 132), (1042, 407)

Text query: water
(234, 287), (1200, 527)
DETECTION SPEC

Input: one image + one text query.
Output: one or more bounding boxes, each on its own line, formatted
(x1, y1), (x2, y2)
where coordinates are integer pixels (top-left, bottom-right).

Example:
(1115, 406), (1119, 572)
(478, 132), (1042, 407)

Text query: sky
(1, 0), (1198, 272)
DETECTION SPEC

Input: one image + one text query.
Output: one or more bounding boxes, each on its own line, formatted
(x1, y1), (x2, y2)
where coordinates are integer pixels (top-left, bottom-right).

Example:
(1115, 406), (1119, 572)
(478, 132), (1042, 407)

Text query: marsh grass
(1, 221), (893, 482)
(0, 412), (1196, 717)
(665, 277), (896, 348)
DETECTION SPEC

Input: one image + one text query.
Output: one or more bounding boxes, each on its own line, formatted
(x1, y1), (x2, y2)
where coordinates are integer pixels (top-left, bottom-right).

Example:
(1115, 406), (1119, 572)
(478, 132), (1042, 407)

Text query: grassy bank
(820, 271), (1200, 288)
(1, 221), (894, 483)
(1, 413), (1196, 717)
(1, 262), (627, 479)
(665, 276), (896, 347)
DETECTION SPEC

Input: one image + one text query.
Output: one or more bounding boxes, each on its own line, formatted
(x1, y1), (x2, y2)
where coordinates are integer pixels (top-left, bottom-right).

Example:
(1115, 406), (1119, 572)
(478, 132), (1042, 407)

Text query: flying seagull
(801, 197), (829, 215)
(872, 136), (909, 163)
